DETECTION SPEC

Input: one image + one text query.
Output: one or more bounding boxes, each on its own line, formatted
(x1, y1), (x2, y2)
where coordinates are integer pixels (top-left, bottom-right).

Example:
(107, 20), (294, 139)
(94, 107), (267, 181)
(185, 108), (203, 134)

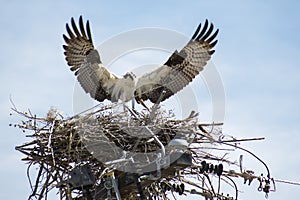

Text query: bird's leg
(121, 99), (126, 113)
(122, 101), (131, 126)
(155, 90), (166, 105)
(130, 99), (142, 117)
(149, 90), (166, 122)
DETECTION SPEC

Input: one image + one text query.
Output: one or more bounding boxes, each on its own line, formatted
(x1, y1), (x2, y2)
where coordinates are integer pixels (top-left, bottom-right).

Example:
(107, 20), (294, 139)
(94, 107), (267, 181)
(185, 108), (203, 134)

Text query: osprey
(63, 16), (218, 107)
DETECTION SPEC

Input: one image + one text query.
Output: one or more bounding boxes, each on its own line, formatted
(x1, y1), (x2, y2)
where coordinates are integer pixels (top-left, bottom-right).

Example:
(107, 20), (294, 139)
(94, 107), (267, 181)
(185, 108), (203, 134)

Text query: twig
(225, 176), (238, 200)
(275, 179), (300, 186)
(223, 142), (271, 179)
(13, 105), (282, 200)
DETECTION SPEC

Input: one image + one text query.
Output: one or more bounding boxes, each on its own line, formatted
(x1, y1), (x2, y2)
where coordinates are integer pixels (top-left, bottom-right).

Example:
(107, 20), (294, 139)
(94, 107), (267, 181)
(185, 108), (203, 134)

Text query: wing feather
(63, 16), (119, 102)
(135, 20), (219, 104)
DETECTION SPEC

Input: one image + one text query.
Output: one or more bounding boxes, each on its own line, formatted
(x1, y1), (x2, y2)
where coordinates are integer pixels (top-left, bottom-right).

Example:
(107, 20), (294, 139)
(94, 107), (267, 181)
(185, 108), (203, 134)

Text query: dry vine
(13, 103), (275, 200)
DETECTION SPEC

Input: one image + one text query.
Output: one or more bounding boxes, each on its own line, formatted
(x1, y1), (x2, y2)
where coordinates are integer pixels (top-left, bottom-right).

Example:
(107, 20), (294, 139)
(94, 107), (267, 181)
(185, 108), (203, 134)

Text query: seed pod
(214, 164), (218, 174)
(176, 184), (180, 193)
(209, 164), (214, 173)
(178, 188), (183, 195)
(217, 163), (223, 176)
(204, 163), (209, 172)
(200, 161), (206, 173)
(172, 183), (176, 190)
(180, 183), (185, 193)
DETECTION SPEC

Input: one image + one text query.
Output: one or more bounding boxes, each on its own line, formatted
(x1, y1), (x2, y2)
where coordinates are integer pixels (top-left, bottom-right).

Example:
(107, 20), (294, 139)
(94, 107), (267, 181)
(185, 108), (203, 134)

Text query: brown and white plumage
(63, 16), (135, 102)
(135, 19), (218, 104)
(63, 16), (218, 105)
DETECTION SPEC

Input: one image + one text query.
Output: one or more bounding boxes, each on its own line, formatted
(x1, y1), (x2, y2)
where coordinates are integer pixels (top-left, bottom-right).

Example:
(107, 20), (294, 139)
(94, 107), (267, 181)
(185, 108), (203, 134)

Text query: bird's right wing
(135, 20), (218, 104)
(63, 16), (119, 102)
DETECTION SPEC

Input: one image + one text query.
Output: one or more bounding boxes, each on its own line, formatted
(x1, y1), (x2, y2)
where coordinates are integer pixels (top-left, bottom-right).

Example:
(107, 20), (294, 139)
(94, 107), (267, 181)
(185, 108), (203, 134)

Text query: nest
(13, 103), (275, 200)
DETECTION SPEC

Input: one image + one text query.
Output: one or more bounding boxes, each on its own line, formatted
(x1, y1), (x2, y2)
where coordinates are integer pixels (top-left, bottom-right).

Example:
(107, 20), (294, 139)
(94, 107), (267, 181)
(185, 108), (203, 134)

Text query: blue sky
(1, 0), (300, 199)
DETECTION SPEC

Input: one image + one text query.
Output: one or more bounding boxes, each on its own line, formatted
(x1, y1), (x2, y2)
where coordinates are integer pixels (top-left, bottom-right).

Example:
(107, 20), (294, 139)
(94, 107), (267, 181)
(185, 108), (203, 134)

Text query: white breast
(111, 77), (135, 102)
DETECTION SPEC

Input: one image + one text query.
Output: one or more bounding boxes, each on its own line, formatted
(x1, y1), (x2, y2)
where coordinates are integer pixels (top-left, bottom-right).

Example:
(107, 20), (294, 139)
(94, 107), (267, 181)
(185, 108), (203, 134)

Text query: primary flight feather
(63, 16), (218, 105)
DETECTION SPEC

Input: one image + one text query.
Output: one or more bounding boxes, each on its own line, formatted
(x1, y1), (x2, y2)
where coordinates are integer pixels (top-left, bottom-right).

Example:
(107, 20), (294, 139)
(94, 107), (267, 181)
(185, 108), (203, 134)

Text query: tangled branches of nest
(13, 103), (275, 200)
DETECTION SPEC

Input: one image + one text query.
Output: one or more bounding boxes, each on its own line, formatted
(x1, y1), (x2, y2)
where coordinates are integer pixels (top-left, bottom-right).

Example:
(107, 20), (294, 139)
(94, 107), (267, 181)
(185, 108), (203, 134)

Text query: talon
(139, 99), (150, 112)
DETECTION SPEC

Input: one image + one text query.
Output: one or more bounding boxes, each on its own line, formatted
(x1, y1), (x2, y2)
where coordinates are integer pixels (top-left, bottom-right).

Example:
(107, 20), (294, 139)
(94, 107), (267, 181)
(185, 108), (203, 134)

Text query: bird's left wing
(135, 20), (218, 104)
(63, 16), (120, 102)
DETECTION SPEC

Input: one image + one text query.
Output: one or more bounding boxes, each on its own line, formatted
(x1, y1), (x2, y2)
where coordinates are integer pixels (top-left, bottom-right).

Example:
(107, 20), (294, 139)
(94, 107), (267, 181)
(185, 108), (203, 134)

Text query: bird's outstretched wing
(135, 20), (219, 104)
(63, 16), (120, 102)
